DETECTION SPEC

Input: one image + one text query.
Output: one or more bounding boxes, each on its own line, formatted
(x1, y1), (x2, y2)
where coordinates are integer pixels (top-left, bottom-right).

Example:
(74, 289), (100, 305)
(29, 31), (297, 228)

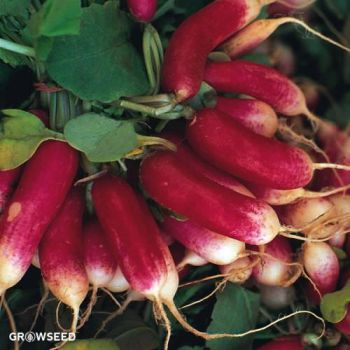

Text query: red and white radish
(162, 0), (275, 102)
(219, 256), (253, 284)
(83, 219), (117, 289)
(214, 97), (278, 137)
(140, 151), (280, 245)
(0, 141), (78, 294)
(163, 132), (254, 197)
(187, 109), (347, 190)
(39, 188), (89, 332)
(252, 236), (298, 287)
(161, 216), (245, 265)
(221, 18), (349, 60)
(106, 267), (130, 293)
(302, 242), (339, 298)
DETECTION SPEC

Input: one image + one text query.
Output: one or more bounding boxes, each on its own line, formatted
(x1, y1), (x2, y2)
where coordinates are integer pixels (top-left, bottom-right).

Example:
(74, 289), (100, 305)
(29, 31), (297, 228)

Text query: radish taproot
(39, 188), (89, 332)
(83, 218), (118, 304)
(0, 141), (78, 294)
(0, 168), (22, 213)
(252, 236), (299, 287)
(221, 18), (350, 59)
(140, 151), (281, 245)
(162, 0), (276, 102)
(161, 216), (245, 265)
(162, 132), (254, 197)
(219, 256), (253, 284)
(92, 174), (300, 345)
(186, 109), (350, 190)
(204, 60), (317, 122)
(127, 0), (157, 22)
(302, 242), (339, 297)
(214, 97), (278, 137)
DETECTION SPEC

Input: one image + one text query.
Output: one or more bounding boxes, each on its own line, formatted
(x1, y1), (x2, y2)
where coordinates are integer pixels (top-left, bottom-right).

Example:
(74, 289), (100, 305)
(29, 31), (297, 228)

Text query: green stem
(117, 99), (174, 116)
(0, 38), (35, 57)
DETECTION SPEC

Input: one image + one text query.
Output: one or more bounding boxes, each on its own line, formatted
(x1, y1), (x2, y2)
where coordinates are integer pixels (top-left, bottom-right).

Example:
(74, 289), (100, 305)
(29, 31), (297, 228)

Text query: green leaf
(105, 310), (159, 350)
(0, 109), (63, 170)
(206, 284), (260, 350)
(0, 0), (31, 18)
(26, 0), (82, 39)
(64, 113), (137, 162)
(61, 339), (120, 350)
(46, 1), (149, 102)
(320, 280), (350, 323)
(0, 48), (29, 67)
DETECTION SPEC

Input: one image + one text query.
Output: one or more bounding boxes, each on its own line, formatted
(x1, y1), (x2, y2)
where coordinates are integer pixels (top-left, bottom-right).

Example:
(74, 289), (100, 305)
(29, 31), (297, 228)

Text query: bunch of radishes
(1, 0), (350, 349)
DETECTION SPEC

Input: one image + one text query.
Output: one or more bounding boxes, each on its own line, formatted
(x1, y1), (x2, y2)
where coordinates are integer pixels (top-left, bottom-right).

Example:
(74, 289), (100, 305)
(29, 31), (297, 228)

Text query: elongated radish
(106, 267), (130, 293)
(161, 216), (245, 265)
(257, 336), (304, 350)
(252, 236), (297, 287)
(177, 249), (208, 270)
(214, 97), (278, 137)
(39, 188), (89, 332)
(163, 132), (254, 197)
(140, 151), (280, 245)
(83, 219), (117, 288)
(243, 181), (350, 205)
(127, 0), (157, 22)
(187, 109), (347, 190)
(0, 168), (21, 213)
(162, 0), (275, 102)
(32, 250), (40, 269)
(0, 141), (78, 294)
(221, 18), (350, 59)
(219, 256), (252, 284)
(204, 60), (316, 121)
(302, 242), (339, 296)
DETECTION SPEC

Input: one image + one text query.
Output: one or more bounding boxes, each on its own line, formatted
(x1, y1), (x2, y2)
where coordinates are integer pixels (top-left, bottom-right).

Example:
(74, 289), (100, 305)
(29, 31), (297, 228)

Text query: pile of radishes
(2, 0), (350, 349)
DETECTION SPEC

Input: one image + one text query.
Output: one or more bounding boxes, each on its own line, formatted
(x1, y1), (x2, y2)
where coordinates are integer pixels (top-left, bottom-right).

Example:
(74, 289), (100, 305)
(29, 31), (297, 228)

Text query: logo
(9, 332), (76, 343)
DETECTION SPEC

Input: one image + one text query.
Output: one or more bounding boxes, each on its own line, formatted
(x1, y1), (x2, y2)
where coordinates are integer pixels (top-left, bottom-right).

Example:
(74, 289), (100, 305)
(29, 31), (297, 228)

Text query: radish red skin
(163, 132), (254, 197)
(336, 305), (350, 335)
(29, 109), (49, 127)
(83, 219), (117, 288)
(0, 141), (78, 293)
(0, 168), (22, 213)
(204, 60), (308, 117)
(162, 0), (267, 102)
(92, 174), (178, 300)
(39, 188), (89, 310)
(127, 0), (157, 22)
(214, 97), (278, 137)
(187, 108), (313, 190)
(257, 336), (304, 350)
(140, 151), (280, 245)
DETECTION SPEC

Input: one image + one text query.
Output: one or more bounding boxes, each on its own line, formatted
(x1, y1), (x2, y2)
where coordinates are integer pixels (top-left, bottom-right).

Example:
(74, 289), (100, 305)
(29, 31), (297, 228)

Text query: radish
(204, 60), (318, 122)
(214, 97), (278, 137)
(140, 151), (281, 245)
(302, 242), (339, 297)
(221, 18), (349, 59)
(0, 141), (78, 294)
(106, 267), (130, 293)
(219, 256), (253, 284)
(162, 0), (276, 102)
(163, 132), (254, 197)
(257, 336), (304, 350)
(93, 174), (312, 344)
(127, 0), (157, 22)
(0, 168), (21, 213)
(186, 109), (348, 190)
(260, 285), (296, 310)
(28, 109), (50, 127)
(83, 219), (117, 289)
(39, 188), (89, 332)
(252, 236), (298, 287)
(177, 249), (208, 270)
(243, 181), (350, 205)
(161, 216), (245, 266)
